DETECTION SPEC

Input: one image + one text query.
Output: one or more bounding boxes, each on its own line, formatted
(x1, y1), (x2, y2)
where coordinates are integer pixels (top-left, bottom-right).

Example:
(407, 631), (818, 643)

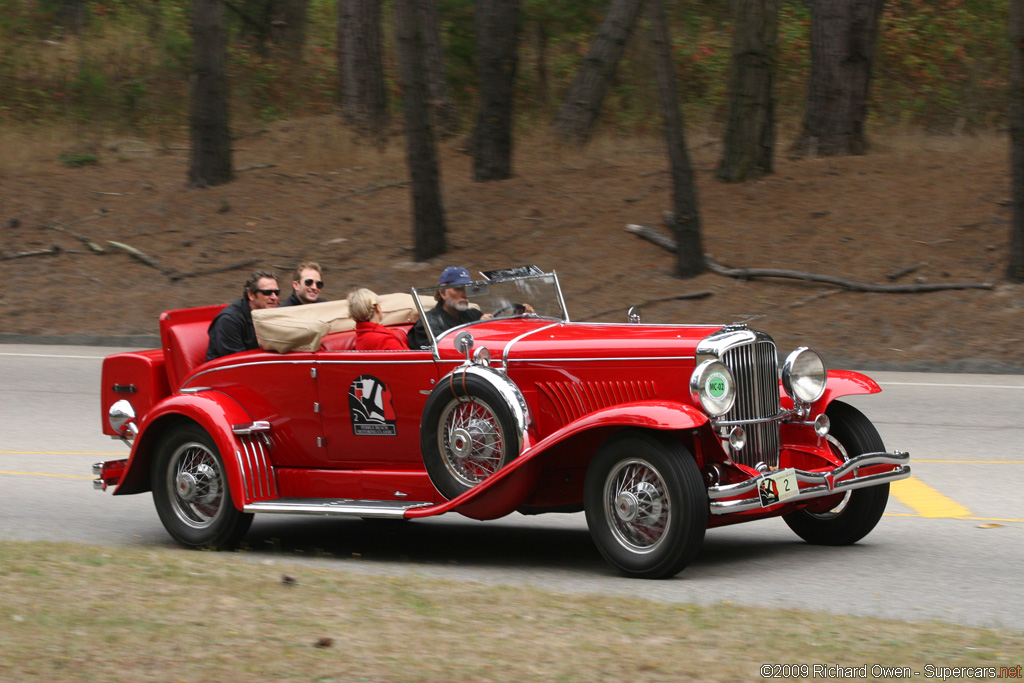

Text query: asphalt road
(2, 344), (1022, 631)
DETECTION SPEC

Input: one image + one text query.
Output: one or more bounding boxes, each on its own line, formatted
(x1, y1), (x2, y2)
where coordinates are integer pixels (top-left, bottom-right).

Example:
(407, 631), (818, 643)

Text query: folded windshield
(412, 272), (568, 345)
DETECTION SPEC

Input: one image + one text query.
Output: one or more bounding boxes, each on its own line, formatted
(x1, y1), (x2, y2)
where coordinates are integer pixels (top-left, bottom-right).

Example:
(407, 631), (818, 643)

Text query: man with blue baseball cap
(407, 266), (492, 349)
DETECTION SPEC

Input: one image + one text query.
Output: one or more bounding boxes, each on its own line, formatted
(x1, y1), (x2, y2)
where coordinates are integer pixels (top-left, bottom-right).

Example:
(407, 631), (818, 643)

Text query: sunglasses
(256, 288), (280, 297)
(303, 279), (324, 288)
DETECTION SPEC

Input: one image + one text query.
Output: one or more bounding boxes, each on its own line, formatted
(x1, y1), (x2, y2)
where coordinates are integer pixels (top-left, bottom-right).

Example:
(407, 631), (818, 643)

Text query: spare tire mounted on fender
(420, 366), (528, 500)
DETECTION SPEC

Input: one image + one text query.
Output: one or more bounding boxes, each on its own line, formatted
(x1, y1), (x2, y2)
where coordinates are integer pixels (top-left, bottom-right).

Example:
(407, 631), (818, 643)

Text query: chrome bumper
(707, 450), (910, 515)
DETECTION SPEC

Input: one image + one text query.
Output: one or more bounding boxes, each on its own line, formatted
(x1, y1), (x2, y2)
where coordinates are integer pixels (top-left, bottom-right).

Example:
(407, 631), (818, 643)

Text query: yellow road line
(885, 513), (1024, 523)
(0, 470), (93, 480)
(891, 476), (972, 518)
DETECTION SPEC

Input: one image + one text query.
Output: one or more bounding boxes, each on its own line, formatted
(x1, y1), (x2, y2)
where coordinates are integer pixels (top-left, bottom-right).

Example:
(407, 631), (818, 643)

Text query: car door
(316, 349), (440, 469)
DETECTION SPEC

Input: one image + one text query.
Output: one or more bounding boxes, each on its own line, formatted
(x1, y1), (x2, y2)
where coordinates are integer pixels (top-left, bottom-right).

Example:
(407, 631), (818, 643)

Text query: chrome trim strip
(507, 355), (696, 363)
(244, 498), (432, 518)
(706, 450), (911, 515)
(232, 420), (271, 435)
(501, 322), (561, 371)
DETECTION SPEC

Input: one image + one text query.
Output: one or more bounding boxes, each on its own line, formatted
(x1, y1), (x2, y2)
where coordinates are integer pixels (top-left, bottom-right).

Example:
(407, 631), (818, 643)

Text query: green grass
(1, 541), (1020, 682)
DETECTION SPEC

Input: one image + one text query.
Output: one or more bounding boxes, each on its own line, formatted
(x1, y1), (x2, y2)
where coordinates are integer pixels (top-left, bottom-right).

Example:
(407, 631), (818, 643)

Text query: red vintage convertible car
(94, 269), (910, 578)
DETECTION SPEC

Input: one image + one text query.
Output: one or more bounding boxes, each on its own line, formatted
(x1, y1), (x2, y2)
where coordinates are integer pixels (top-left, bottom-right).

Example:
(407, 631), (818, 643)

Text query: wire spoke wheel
(783, 400), (890, 546)
(604, 458), (671, 553)
(584, 430), (707, 579)
(439, 397), (506, 487)
(168, 441), (225, 529)
(151, 423), (252, 549)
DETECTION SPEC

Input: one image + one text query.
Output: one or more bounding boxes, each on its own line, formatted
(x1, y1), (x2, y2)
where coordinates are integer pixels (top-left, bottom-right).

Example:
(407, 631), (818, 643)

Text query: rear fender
(113, 392), (256, 510)
(406, 400), (708, 519)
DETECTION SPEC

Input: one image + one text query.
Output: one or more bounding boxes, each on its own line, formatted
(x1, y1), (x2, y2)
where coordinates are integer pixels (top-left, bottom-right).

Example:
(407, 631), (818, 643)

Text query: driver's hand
(521, 303), (536, 314)
(481, 313), (494, 320)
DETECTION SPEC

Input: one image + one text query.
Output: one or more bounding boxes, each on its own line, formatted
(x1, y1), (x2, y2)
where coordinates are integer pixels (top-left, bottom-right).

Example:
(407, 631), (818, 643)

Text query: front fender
(406, 400), (708, 519)
(817, 369), (881, 408)
(113, 392), (254, 508)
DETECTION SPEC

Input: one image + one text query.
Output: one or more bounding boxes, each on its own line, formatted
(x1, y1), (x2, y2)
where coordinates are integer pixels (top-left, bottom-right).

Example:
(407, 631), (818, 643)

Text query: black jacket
(206, 297), (259, 361)
(407, 305), (483, 349)
(279, 292), (327, 307)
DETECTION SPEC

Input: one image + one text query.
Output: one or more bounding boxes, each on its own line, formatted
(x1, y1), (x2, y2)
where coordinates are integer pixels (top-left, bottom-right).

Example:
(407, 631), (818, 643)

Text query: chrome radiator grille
(722, 340), (781, 468)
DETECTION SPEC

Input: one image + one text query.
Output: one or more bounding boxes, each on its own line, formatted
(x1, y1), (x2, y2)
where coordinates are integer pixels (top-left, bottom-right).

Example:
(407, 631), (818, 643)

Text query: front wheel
(783, 400), (890, 545)
(151, 423), (253, 549)
(584, 430), (707, 579)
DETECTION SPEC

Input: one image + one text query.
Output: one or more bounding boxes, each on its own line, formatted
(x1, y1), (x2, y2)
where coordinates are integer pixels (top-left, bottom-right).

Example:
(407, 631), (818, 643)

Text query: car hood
(461, 321), (726, 362)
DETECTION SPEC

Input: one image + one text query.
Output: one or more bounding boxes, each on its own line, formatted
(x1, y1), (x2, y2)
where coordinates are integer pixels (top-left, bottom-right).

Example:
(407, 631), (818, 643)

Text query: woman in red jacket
(349, 289), (405, 350)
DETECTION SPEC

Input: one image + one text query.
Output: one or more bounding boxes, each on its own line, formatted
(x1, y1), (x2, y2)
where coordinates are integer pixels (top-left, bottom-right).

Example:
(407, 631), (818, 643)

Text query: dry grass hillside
(1, 119), (1020, 372)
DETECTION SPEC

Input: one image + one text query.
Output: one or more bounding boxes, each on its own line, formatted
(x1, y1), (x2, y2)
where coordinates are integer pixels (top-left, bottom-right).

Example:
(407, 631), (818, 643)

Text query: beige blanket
(252, 292), (435, 353)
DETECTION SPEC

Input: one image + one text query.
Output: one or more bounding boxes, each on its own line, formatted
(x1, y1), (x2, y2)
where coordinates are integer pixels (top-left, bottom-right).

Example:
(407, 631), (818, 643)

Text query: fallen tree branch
(170, 258), (261, 281)
(1, 246), (62, 261)
(625, 223), (995, 293)
(587, 291), (713, 320)
(107, 241), (174, 276)
(47, 223), (106, 254)
(625, 223), (677, 252)
(705, 261), (993, 293)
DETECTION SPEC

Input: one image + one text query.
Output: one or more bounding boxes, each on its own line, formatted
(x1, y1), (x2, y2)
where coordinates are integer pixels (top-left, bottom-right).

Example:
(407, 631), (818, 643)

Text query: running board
(244, 498), (433, 518)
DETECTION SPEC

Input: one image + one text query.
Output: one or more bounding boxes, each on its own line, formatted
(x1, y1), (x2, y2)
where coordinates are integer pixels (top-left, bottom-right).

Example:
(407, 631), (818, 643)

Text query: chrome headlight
(782, 347), (827, 403)
(690, 359), (736, 416)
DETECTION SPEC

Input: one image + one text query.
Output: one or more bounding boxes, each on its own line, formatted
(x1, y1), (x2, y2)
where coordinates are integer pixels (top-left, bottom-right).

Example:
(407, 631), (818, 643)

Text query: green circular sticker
(706, 372), (728, 399)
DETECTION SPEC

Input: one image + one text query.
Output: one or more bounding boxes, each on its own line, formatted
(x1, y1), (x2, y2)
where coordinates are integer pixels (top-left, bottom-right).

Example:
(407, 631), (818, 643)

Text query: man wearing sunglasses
(206, 270), (280, 361)
(281, 261), (327, 307)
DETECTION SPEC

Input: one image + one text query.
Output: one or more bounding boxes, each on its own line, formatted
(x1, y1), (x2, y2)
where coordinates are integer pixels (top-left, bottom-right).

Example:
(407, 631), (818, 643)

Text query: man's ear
(293, 281), (301, 292)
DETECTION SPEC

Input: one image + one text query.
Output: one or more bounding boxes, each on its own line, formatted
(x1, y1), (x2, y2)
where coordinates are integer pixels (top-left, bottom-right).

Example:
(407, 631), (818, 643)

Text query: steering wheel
(492, 303), (527, 318)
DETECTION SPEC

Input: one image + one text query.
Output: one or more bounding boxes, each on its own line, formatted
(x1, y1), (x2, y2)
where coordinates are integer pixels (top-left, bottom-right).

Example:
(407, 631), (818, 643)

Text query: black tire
(584, 430), (707, 579)
(420, 372), (521, 500)
(151, 422), (253, 549)
(783, 400), (890, 545)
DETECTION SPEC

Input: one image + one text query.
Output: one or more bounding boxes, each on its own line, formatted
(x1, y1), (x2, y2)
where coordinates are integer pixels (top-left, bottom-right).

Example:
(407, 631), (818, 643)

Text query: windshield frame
(411, 271), (570, 352)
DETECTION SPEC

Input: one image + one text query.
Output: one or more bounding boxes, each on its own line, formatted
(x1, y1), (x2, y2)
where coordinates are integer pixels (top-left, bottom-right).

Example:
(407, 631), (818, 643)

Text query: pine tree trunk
(338, 0), (388, 136)
(189, 0), (233, 188)
(473, 0), (521, 181)
(417, 0), (462, 137)
(717, 0), (778, 182)
(55, 0), (88, 33)
(552, 0), (646, 144)
(279, 0), (309, 61)
(1010, 0), (1024, 281)
(648, 0), (704, 278)
(395, 0), (447, 260)
(791, 0), (884, 157)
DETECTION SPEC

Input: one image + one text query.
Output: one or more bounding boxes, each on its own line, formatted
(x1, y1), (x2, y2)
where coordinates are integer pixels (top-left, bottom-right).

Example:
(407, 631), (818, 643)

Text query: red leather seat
(160, 305), (225, 389)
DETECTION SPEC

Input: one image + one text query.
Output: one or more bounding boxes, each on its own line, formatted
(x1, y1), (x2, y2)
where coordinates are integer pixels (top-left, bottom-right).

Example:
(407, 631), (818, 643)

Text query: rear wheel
(783, 400), (890, 545)
(151, 423), (253, 549)
(584, 431), (707, 579)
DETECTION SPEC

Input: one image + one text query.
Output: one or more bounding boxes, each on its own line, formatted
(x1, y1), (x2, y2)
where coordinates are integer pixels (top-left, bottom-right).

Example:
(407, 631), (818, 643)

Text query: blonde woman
(348, 288), (405, 350)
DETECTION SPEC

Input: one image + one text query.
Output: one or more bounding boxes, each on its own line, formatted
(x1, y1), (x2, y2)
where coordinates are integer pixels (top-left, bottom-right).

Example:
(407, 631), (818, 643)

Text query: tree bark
(648, 0), (704, 278)
(473, 0), (521, 181)
(337, 0), (388, 136)
(417, 0), (462, 137)
(552, 0), (646, 144)
(278, 0), (309, 61)
(395, 0), (447, 260)
(55, 0), (88, 33)
(189, 0), (233, 188)
(1011, 0), (1024, 281)
(717, 0), (779, 182)
(791, 0), (884, 157)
